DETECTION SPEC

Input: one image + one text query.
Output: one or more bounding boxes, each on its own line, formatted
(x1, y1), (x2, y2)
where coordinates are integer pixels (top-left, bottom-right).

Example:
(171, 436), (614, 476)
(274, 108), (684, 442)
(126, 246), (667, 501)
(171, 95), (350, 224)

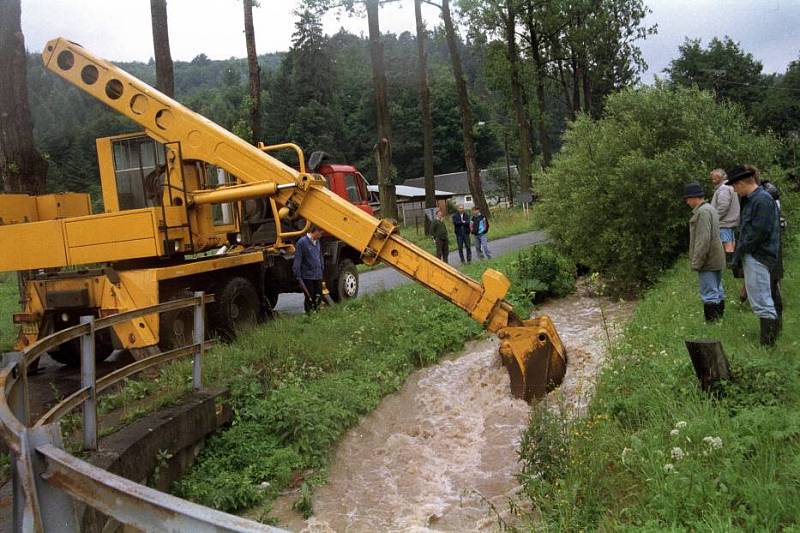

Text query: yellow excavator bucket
(498, 315), (567, 402)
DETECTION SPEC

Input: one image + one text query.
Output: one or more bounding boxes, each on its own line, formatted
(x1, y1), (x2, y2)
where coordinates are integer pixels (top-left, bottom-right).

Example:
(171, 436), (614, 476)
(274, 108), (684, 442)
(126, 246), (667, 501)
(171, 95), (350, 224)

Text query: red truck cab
(317, 163), (374, 216)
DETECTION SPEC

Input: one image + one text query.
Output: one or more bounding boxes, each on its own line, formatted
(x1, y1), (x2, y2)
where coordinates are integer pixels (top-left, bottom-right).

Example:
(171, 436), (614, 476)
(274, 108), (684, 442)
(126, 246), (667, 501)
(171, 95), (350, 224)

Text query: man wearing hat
(727, 165), (781, 345)
(684, 181), (726, 321)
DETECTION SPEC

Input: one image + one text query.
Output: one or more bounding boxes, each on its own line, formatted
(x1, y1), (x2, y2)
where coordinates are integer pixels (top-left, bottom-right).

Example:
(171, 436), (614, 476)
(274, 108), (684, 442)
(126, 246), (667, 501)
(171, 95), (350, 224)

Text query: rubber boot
(717, 300), (725, 319)
(704, 303), (718, 322)
(725, 251), (734, 267)
(760, 318), (779, 346)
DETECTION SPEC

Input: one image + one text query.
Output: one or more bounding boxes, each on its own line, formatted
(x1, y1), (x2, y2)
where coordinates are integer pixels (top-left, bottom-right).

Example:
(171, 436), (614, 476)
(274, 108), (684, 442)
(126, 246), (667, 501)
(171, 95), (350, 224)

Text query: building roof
(402, 166), (519, 195)
(367, 184), (454, 201)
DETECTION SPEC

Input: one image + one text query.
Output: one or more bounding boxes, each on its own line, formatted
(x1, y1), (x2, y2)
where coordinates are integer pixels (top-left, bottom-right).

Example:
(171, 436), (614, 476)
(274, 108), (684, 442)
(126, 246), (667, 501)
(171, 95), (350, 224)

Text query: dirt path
(268, 288), (635, 532)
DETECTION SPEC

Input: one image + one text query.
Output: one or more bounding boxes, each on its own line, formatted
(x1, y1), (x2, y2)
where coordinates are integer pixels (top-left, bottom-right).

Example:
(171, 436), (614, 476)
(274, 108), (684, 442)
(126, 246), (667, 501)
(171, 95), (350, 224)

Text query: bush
(536, 83), (780, 291)
(515, 244), (576, 300)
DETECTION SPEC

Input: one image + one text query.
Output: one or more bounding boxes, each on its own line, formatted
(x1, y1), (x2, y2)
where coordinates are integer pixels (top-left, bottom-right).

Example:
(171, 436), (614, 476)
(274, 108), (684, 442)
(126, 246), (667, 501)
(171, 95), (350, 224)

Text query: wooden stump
(685, 339), (731, 392)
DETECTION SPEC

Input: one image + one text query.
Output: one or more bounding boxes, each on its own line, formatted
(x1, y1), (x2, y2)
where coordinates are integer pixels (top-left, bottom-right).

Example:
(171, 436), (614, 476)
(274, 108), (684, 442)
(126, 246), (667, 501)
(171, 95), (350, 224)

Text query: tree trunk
(243, 0), (262, 143)
(524, 13), (552, 167)
(149, 0), (174, 98)
(504, 0), (533, 195)
(556, 58), (575, 122)
(415, 0), (435, 233)
(581, 57), (593, 116)
(0, 0), (47, 194)
(571, 55), (582, 115)
(366, 0), (398, 220)
(441, 0), (489, 218)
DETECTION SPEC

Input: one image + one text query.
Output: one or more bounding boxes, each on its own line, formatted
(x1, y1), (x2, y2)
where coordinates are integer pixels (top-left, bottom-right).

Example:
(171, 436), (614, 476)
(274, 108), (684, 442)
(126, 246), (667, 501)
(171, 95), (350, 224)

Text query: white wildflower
(670, 429), (680, 437)
(621, 447), (633, 464)
(671, 447), (685, 461)
(675, 421), (687, 429)
(663, 463), (675, 473)
(703, 436), (723, 449)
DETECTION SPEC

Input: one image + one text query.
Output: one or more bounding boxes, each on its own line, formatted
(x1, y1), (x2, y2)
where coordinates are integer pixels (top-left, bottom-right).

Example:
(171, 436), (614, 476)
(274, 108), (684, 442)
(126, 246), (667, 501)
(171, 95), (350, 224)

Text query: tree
(0, 0), (47, 194)
(753, 58), (800, 140)
(149, 0), (174, 97)
(415, 0), (436, 229)
(427, 0), (491, 217)
(303, 0), (398, 219)
(243, 0), (262, 143)
(537, 84), (779, 290)
(461, 0), (534, 193)
(666, 36), (764, 112)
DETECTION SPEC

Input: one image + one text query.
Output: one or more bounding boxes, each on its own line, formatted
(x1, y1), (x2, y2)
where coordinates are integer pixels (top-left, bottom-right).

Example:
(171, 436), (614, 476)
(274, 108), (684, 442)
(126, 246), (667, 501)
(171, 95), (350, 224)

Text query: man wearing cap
(684, 182), (726, 321)
(727, 165), (781, 345)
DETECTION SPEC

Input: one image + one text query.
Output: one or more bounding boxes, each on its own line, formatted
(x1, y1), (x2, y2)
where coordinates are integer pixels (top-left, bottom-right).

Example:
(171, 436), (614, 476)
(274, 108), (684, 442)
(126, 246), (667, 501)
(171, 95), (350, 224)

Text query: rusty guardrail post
(193, 291), (205, 391)
(80, 315), (97, 451)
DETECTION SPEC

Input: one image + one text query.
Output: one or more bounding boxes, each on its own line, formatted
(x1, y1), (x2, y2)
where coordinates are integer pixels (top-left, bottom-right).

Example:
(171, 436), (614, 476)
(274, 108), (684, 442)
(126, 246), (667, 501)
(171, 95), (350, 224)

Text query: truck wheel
(159, 307), (195, 351)
(49, 329), (114, 367)
(210, 276), (260, 339)
(331, 259), (359, 302)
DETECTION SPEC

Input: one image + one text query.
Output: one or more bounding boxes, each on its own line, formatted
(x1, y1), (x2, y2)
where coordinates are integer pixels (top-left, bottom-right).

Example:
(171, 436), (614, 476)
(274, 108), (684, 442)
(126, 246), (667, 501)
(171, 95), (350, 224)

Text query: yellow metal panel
(68, 238), (158, 265)
(0, 194), (39, 224)
(0, 220), (68, 271)
(65, 210), (156, 248)
(35, 193), (91, 220)
(97, 136), (119, 212)
(155, 251), (264, 281)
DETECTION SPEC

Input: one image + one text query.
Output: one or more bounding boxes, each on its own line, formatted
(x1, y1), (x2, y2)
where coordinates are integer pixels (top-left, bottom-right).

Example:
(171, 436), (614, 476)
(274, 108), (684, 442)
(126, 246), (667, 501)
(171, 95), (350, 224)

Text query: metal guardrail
(0, 292), (285, 532)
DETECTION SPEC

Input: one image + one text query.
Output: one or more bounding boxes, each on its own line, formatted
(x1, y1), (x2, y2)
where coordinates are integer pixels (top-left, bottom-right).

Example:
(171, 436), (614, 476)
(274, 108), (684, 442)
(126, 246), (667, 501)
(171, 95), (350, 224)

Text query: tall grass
(519, 229), (800, 529)
(0, 274), (19, 352)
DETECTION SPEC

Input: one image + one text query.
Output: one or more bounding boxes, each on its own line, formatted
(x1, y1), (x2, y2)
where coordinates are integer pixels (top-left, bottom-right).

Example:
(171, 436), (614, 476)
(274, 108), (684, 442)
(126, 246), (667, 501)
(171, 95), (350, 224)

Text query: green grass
(0, 274), (19, 351)
(168, 252), (537, 513)
(519, 235), (800, 529)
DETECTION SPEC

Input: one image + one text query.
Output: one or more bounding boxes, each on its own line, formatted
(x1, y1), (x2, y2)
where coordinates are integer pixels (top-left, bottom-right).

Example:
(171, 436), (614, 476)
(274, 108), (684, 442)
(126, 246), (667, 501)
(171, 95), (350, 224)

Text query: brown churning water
(271, 289), (634, 532)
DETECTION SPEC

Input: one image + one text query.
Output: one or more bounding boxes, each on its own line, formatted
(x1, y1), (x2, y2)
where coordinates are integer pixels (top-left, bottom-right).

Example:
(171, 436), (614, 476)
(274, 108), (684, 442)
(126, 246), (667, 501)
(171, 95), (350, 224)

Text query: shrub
(536, 83), (780, 291)
(515, 244), (576, 300)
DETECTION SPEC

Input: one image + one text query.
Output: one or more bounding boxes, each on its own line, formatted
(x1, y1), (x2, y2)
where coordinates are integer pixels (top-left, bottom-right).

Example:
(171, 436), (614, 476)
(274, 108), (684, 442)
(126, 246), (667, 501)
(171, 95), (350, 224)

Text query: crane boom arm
(42, 37), (566, 401)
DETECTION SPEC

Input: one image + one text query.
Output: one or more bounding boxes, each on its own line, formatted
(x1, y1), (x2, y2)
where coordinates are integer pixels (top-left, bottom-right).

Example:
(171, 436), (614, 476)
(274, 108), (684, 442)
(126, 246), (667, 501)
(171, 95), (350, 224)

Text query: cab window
(112, 137), (166, 210)
(343, 173), (363, 203)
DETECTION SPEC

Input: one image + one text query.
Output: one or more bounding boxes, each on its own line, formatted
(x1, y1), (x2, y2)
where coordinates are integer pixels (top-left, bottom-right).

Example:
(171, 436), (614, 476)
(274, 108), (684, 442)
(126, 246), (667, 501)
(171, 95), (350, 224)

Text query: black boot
(760, 318), (779, 346)
(717, 301), (725, 319)
(704, 303), (719, 322)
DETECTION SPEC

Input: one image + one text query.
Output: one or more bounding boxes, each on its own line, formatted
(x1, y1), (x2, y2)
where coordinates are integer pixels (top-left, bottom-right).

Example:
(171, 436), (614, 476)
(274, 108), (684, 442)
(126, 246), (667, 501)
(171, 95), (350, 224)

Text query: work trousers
(302, 278), (323, 313)
(697, 270), (724, 304)
(455, 230), (471, 263)
(743, 254), (777, 319)
(435, 239), (449, 264)
(474, 234), (492, 259)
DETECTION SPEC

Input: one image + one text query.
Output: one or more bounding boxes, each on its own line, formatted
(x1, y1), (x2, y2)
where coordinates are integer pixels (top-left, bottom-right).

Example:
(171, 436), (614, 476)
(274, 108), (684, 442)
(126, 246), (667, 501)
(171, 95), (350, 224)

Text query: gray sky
(20, 0), (800, 82)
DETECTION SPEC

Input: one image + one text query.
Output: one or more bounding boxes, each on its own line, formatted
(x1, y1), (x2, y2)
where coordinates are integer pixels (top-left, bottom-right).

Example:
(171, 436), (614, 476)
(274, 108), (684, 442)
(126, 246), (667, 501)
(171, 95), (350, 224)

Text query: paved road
(274, 230), (548, 314)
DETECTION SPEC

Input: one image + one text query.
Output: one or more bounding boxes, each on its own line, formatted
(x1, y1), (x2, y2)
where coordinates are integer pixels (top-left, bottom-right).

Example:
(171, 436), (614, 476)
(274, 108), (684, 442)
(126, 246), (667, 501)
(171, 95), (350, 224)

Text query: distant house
(366, 184), (454, 225)
(402, 166), (520, 209)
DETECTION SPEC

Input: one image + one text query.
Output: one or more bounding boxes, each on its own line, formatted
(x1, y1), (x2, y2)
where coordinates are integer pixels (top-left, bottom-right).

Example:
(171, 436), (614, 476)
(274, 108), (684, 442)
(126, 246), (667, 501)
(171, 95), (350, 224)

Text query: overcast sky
(20, 0), (800, 83)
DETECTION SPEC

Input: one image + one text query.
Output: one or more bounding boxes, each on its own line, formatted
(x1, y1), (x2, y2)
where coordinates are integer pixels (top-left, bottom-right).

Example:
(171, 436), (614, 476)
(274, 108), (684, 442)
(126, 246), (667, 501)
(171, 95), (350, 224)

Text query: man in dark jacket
(451, 204), (472, 263)
(727, 165), (781, 345)
(471, 206), (492, 259)
(431, 209), (450, 263)
(684, 182), (726, 321)
(293, 225), (325, 313)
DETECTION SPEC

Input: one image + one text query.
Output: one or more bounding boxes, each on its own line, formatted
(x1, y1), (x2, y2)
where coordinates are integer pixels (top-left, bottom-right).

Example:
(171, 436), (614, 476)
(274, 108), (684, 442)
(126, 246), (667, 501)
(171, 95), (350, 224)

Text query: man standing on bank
(727, 165), (781, 346)
(684, 182), (726, 322)
(293, 225), (325, 313)
(451, 204), (472, 264)
(709, 168), (740, 263)
(431, 209), (450, 264)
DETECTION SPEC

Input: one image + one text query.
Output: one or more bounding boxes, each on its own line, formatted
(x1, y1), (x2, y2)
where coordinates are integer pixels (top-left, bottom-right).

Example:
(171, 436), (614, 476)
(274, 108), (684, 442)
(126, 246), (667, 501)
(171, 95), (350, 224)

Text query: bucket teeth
(498, 315), (567, 403)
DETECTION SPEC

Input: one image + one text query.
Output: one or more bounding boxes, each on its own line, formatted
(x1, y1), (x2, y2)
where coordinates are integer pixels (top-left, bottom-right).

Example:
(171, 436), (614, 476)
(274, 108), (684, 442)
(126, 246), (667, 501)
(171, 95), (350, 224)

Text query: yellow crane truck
(0, 37), (566, 401)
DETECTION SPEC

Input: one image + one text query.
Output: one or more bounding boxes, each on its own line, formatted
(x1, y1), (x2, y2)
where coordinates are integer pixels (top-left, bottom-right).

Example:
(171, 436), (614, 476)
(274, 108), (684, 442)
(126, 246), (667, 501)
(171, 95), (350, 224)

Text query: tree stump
(685, 339), (731, 392)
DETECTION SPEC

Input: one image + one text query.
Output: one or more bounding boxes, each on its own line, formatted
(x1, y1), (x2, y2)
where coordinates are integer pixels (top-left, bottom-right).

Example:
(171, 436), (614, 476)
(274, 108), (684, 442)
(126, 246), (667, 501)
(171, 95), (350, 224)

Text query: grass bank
(0, 273), (18, 352)
(154, 252), (538, 515)
(519, 235), (799, 529)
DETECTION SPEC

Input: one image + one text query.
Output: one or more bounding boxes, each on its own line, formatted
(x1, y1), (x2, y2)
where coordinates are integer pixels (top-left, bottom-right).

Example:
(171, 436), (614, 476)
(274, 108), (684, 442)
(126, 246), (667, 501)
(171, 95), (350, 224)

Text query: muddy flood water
(268, 288), (635, 532)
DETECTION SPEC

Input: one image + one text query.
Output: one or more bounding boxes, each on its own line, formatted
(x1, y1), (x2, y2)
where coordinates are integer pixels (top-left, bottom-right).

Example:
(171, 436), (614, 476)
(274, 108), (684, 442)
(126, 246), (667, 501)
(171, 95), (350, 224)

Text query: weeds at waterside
(519, 236), (800, 530)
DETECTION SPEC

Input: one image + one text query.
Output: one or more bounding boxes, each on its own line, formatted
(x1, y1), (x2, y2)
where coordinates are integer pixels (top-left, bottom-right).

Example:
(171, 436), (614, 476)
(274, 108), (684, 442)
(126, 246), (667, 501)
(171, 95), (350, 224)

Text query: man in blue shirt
(470, 206), (492, 259)
(293, 225), (325, 313)
(727, 165), (781, 345)
(451, 204), (472, 263)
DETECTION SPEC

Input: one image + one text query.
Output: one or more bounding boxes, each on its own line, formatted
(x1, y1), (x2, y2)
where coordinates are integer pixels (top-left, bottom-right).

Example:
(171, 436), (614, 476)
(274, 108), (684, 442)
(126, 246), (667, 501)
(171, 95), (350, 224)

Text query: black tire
(159, 306), (196, 351)
(330, 259), (358, 303)
(209, 276), (260, 339)
(49, 328), (114, 367)
(265, 288), (279, 310)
